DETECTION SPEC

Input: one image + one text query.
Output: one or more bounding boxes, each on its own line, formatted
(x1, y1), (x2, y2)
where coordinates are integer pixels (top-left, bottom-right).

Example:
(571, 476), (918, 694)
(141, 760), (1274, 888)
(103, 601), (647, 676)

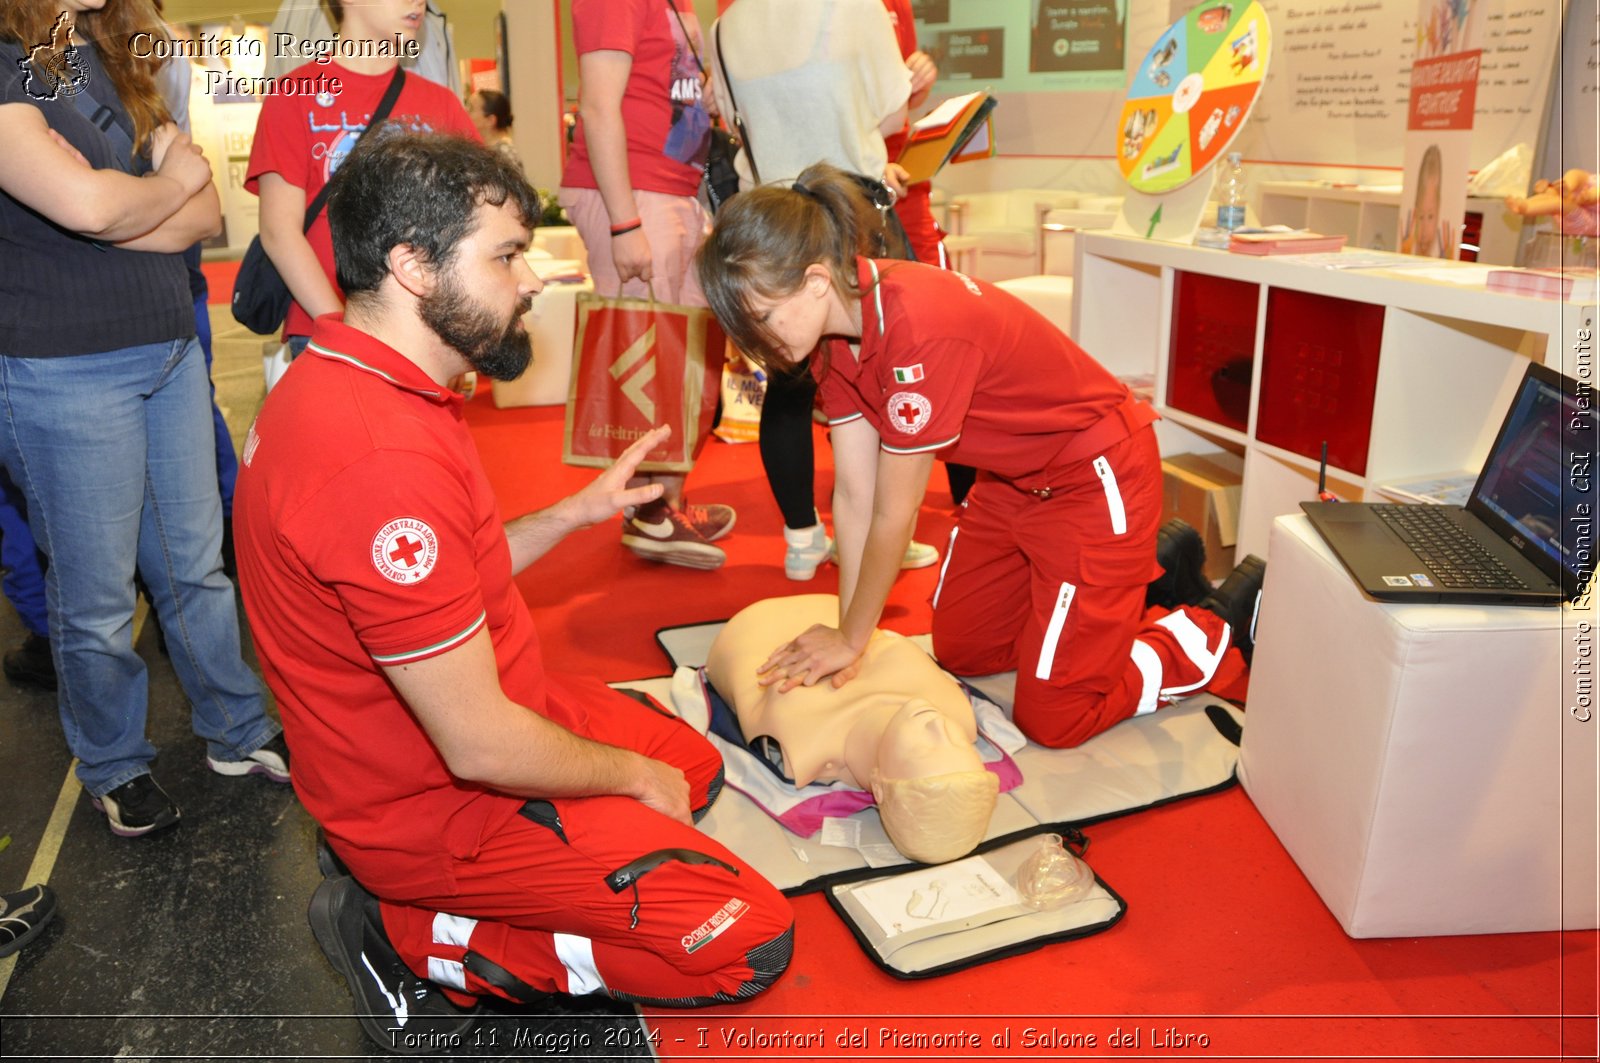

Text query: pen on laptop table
(1317, 442), (1340, 502)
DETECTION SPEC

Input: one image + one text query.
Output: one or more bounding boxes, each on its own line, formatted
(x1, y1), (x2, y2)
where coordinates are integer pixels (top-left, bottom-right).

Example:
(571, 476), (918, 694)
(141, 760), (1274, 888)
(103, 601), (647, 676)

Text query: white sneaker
(826, 538), (941, 570)
(783, 523), (831, 581)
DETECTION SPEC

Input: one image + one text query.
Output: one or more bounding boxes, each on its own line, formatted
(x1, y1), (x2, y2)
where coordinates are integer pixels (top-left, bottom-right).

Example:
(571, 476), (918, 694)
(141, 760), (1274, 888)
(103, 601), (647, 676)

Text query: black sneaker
(93, 773), (181, 837)
(308, 876), (482, 1054)
(1199, 554), (1267, 665)
(2, 632), (56, 693)
(208, 732), (291, 783)
(0, 884), (58, 958)
(315, 826), (352, 879)
(1147, 518), (1211, 610)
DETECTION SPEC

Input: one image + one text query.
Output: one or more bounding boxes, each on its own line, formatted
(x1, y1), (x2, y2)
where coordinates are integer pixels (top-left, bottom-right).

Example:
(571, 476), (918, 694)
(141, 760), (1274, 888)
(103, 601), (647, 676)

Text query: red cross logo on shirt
(372, 518), (439, 585)
(887, 390), (933, 436)
(388, 535), (424, 569)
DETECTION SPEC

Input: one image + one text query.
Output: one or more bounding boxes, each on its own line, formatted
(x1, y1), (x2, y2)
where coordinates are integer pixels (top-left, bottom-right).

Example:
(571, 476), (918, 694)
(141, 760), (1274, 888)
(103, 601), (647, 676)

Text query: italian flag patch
(893, 364), (925, 384)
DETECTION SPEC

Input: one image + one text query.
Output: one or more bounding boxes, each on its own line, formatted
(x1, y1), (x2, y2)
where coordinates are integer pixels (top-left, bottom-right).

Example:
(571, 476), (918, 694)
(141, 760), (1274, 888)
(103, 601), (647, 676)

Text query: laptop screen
(1468, 362), (1595, 593)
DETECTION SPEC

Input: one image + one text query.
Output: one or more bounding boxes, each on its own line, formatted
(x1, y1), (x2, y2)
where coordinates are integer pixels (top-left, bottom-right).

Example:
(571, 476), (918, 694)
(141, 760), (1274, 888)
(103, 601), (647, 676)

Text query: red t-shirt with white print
(245, 63), (479, 339)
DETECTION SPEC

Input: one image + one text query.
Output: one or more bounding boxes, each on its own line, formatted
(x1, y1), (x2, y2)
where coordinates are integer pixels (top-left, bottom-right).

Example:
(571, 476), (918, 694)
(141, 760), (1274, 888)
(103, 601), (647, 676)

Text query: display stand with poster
(1396, 0), (1486, 261)
(1110, 0), (1271, 243)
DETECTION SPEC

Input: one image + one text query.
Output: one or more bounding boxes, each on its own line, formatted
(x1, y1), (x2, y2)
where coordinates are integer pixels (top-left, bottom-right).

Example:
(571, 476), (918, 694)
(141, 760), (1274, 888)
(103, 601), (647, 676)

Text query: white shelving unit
(1074, 231), (1592, 561)
(1256, 181), (1526, 265)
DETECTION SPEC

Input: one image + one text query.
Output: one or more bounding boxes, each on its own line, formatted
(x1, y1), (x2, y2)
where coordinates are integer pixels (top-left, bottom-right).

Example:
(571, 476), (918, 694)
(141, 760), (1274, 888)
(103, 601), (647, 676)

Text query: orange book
(897, 91), (996, 184)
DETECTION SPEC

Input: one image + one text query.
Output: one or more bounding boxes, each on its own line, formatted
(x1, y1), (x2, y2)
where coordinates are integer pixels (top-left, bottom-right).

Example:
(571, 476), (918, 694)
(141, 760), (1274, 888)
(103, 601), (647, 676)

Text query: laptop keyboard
(1371, 505), (1528, 590)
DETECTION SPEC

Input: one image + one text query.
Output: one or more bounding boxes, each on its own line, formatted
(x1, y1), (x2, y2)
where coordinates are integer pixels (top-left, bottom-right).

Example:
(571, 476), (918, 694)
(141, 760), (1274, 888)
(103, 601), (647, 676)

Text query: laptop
(1302, 361), (1593, 605)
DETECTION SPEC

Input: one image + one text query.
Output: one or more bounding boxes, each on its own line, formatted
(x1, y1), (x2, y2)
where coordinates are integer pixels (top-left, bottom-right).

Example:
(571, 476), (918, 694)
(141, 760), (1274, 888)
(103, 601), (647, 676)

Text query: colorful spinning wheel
(1117, 0), (1271, 194)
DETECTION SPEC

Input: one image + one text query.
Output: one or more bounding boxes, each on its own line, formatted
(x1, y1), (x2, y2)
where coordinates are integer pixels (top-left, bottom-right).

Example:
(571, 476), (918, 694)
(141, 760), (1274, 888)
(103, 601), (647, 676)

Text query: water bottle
(1215, 152), (1247, 231)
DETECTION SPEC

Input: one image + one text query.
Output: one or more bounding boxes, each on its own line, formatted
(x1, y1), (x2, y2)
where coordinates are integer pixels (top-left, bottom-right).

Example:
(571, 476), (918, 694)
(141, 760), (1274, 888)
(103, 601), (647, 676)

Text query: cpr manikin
(706, 595), (998, 864)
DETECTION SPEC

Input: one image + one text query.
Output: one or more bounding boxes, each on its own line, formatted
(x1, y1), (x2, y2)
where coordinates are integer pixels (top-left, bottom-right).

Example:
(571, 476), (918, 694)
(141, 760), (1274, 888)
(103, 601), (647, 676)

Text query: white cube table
(1239, 514), (1597, 938)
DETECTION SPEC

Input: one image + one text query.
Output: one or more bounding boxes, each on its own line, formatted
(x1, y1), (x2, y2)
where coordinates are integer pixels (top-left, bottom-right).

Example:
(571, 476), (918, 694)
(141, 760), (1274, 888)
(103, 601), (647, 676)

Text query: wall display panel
(916, 0), (1561, 173)
(914, 0), (1132, 91)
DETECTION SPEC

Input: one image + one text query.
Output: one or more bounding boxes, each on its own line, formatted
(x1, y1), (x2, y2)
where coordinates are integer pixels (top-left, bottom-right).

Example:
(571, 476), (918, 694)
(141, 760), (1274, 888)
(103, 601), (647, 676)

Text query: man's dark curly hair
(327, 131), (539, 301)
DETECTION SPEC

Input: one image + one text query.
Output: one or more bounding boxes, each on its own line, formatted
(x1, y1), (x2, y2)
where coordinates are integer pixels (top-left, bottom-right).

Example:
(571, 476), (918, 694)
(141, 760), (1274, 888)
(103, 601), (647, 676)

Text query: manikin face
(875, 699), (982, 782)
(743, 265), (835, 365)
(417, 199), (544, 380)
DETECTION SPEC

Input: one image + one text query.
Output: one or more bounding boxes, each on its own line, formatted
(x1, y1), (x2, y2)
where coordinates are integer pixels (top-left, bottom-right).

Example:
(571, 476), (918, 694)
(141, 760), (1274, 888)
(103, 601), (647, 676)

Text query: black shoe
(93, 772), (181, 838)
(1147, 518), (1211, 610)
(308, 876), (482, 1054)
(315, 826), (352, 879)
(3, 632), (56, 693)
(1199, 554), (1267, 665)
(0, 884), (58, 958)
(208, 732), (291, 783)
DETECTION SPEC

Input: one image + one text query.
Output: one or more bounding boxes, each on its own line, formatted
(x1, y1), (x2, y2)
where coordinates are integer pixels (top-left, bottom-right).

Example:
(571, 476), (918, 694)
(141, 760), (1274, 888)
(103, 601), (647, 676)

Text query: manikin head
(869, 700), (998, 865)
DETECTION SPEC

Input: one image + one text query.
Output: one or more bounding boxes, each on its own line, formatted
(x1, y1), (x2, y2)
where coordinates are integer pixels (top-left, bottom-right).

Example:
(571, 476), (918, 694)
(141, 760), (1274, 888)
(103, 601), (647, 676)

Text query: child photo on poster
(1399, 134), (1470, 259)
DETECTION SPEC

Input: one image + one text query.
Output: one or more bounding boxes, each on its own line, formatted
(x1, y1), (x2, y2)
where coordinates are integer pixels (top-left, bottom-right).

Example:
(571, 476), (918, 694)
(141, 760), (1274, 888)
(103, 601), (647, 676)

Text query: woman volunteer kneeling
(697, 163), (1264, 749)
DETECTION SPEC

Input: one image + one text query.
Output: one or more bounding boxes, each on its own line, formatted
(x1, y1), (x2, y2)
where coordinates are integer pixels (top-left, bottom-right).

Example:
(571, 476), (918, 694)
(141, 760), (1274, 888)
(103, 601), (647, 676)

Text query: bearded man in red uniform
(234, 133), (792, 1051)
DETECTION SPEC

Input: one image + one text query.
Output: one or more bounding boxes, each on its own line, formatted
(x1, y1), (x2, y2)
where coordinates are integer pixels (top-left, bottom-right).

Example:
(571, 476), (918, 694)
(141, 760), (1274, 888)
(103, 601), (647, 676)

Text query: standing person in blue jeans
(2, 13), (240, 699)
(0, 469), (51, 690)
(0, 0), (288, 837)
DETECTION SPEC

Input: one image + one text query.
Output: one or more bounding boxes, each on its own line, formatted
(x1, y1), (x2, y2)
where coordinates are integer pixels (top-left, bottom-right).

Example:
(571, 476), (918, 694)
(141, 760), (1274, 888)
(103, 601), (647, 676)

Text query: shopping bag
(563, 292), (726, 473)
(711, 355), (765, 444)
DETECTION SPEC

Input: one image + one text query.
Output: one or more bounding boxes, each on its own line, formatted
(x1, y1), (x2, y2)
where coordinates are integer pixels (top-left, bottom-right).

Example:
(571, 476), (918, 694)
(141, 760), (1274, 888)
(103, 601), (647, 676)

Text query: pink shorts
(558, 186), (709, 307)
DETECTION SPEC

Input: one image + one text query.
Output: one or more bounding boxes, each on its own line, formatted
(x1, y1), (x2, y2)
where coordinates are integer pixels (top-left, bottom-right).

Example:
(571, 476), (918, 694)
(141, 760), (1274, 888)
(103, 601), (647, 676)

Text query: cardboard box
(1159, 451), (1243, 582)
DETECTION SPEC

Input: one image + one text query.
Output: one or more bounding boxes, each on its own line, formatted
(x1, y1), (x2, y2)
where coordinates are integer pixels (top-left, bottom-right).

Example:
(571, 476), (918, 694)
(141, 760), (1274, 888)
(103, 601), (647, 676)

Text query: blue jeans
(0, 338), (277, 797)
(194, 292), (239, 517)
(0, 466), (47, 636)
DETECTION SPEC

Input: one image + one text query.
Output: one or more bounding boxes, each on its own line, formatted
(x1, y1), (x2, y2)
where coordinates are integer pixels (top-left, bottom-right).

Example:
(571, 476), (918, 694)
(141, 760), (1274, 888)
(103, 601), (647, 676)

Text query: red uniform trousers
(931, 428), (1242, 748)
(893, 182), (948, 267)
(362, 681), (794, 1008)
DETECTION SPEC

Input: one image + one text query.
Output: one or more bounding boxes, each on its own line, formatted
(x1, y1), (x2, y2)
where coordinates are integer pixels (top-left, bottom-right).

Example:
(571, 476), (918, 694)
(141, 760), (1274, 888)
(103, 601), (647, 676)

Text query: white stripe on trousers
(427, 911), (478, 991)
(1125, 610), (1231, 715)
(554, 932), (606, 996)
(1091, 456), (1127, 535)
(931, 525), (960, 609)
(1035, 581), (1078, 680)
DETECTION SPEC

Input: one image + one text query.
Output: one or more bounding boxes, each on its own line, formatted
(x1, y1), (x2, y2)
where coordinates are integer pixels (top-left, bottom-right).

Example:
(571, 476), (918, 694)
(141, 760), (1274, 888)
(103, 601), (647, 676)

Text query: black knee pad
(693, 764), (726, 824)
(739, 923), (795, 996)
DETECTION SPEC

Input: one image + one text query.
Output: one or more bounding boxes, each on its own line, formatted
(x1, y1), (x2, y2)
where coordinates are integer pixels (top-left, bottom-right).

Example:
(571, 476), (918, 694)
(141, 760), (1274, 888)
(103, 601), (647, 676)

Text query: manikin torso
(704, 595), (980, 790)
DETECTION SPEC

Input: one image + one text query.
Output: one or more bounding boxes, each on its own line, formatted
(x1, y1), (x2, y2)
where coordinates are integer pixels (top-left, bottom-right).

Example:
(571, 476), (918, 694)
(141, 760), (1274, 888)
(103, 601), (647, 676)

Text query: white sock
(784, 523), (826, 549)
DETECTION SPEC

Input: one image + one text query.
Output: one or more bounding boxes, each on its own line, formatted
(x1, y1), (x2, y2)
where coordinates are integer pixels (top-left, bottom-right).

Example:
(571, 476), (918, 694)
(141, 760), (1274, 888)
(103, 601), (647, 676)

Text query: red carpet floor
(465, 389), (1598, 1062)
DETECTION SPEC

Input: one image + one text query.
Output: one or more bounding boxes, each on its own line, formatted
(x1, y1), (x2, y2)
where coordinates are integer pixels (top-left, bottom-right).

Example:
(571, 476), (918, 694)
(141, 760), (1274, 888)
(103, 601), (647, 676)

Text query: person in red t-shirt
(880, 0), (946, 268)
(235, 135), (792, 1049)
(245, 0), (477, 359)
(698, 164), (1267, 751)
(559, 0), (737, 572)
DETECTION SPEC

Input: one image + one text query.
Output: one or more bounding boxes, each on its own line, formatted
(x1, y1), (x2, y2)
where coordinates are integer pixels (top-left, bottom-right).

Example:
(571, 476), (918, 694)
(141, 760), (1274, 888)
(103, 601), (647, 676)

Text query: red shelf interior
(1165, 271), (1258, 433)
(1255, 289), (1385, 477)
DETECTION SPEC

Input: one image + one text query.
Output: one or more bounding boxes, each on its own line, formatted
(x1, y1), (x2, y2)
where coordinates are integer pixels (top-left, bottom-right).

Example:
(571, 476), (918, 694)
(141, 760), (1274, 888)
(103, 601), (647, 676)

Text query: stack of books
(1485, 267), (1598, 302)
(1227, 230), (1348, 255)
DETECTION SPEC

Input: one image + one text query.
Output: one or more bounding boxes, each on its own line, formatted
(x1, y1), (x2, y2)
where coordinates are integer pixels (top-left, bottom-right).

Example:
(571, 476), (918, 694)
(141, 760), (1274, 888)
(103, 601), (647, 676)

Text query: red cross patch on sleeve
(887, 391), (934, 435)
(371, 517), (440, 585)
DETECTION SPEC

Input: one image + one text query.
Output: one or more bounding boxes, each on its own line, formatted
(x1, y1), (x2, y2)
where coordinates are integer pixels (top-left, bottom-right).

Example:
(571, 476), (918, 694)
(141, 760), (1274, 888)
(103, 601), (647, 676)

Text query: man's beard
(419, 273), (533, 382)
